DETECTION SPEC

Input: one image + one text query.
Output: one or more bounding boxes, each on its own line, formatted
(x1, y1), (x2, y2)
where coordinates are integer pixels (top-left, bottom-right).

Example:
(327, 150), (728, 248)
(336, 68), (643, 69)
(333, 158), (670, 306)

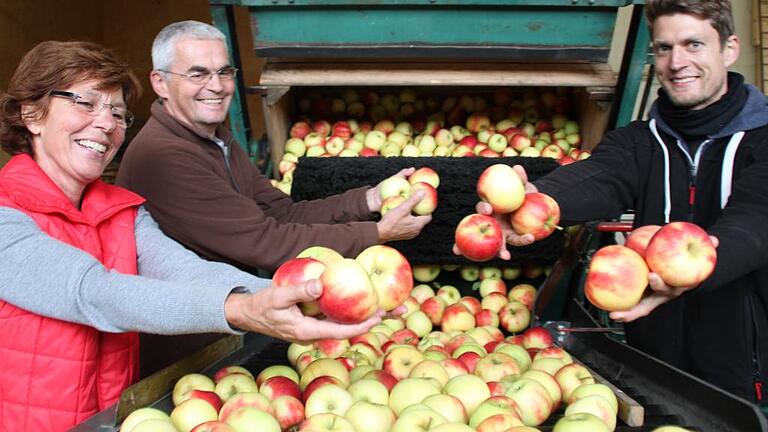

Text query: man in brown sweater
(117, 21), (430, 275)
(116, 20), (429, 375)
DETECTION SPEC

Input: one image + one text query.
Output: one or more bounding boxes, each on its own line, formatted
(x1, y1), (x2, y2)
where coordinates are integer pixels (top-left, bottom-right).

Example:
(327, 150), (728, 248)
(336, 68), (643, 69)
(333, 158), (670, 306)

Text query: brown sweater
(116, 100), (379, 273)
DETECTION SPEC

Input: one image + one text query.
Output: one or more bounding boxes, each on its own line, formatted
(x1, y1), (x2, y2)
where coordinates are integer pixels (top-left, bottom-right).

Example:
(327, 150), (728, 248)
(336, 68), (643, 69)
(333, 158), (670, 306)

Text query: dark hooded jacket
(535, 79), (768, 402)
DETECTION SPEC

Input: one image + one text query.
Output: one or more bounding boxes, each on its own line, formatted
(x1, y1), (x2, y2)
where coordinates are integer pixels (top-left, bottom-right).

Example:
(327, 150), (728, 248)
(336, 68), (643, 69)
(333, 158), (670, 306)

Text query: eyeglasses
(158, 67), (238, 84)
(49, 90), (134, 129)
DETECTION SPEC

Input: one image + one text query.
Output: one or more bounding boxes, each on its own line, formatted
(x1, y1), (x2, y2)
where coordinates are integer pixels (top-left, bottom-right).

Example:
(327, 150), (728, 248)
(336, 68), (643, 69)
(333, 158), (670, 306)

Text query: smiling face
(652, 13), (739, 110)
(24, 79), (126, 203)
(150, 38), (233, 136)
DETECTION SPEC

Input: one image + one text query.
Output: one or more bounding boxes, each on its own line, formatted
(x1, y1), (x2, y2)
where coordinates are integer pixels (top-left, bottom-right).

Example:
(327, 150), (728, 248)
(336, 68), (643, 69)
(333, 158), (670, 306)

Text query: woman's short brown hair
(0, 41), (142, 155)
(645, 0), (735, 47)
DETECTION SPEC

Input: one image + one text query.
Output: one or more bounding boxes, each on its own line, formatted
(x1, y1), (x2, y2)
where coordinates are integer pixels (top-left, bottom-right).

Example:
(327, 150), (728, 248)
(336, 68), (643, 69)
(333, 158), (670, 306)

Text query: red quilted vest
(0, 154), (145, 431)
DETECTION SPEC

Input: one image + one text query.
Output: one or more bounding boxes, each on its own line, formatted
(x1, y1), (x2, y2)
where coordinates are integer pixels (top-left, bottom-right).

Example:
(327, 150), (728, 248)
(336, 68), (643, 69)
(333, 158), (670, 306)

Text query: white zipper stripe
(649, 119), (672, 224)
(721, 131), (746, 208)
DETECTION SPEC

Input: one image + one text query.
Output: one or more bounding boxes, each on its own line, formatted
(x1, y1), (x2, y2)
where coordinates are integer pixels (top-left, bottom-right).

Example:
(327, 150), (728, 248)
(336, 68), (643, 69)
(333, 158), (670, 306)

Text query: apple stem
(555, 225), (564, 231)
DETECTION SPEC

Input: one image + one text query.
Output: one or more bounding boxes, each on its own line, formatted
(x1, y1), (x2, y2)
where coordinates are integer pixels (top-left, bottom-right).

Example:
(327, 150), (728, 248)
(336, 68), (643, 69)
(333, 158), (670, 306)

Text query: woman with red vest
(0, 41), (384, 431)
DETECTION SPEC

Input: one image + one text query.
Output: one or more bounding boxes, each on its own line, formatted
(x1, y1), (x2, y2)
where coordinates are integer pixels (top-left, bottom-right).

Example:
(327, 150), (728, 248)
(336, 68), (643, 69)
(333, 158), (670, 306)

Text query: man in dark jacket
(117, 20), (430, 275)
(488, 0), (768, 403)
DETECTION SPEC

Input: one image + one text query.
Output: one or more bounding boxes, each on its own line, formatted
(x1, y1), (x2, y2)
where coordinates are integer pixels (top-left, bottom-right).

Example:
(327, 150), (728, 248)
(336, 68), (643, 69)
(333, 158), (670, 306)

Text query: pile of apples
(454, 164), (561, 262)
(585, 221), (717, 312)
(272, 88), (591, 195)
(378, 167), (440, 216)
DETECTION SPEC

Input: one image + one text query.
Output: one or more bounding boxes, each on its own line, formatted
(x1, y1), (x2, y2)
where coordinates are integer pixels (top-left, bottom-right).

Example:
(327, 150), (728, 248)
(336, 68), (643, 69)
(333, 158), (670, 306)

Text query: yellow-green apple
(417, 136), (437, 154)
(313, 339), (350, 359)
(508, 284), (537, 310)
(510, 193), (561, 240)
(374, 119), (395, 133)
(533, 346), (573, 365)
(218, 392), (272, 423)
(529, 357), (567, 376)
(406, 310), (433, 337)
(319, 258), (378, 323)
(413, 265), (441, 283)
(269, 395), (305, 430)
(120, 408), (172, 432)
(541, 144), (565, 159)
(345, 400), (396, 432)
(509, 134), (532, 152)
(306, 146), (327, 157)
(435, 285), (461, 305)
(420, 296), (447, 325)
(584, 245), (649, 311)
(382, 345), (425, 380)
(304, 384), (353, 417)
(296, 349), (326, 375)
(336, 351), (366, 371)
(474, 352), (522, 382)
(440, 358), (470, 378)
(522, 327), (553, 350)
(170, 398), (219, 432)
(435, 128), (454, 147)
(443, 333), (477, 355)
(478, 279), (508, 297)
(190, 420), (236, 432)
(476, 413), (526, 432)
(553, 413), (611, 432)
(625, 225), (662, 258)
(173, 373), (216, 406)
(256, 364), (300, 386)
(487, 133), (508, 153)
(287, 341), (315, 367)
(302, 376), (345, 404)
(408, 359), (450, 388)
(555, 363), (595, 403)
(224, 406), (281, 432)
(499, 300), (531, 333)
(570, 383), (618, 414)
(273, 257), (327, 317)
(649, 427), (694, 432)
(410, 182), (438, 215)
(469, 395), (519, 428)
(481, 292), (509, 313)
(411, 283), (436, 303)
(422, 346), (449, 361)
(504, 377), (552, 426)
(476, 164), (525, 214)
(395, 121), (413, 136)
(441, 303), (476, 332)
(380, 195), (406, 216)
(345, 342), (380, 364)
(363, 130), (386, 151)
(362, 369), (399, 392)
(285, 137), (307, 157)
(455, 214), (504, 262)
(259, 375), (301, 401)
(644, 221), (717, 287)
(348, 333), (382, 353)
(480, 266), (503, 280)
(476, 309), (500, 327)
(130, 419), (183, 432)
(300, 358), (351, 391)
(390, 407), (448, 432)
(184, 389), (223, 414)
(409, 167), (440, 188)
(520, 369), (563, 412)
(428, 423), (476, 432)
(423, 393), (468, 424)
(565, 395), (617, 430)
(356, 245), (413, 311)
(495, 343), (532, 372)
(400, 296), (420, 318)
(298, 413), (355, 432)
(325, 136), (345, 156)
(460, 265), (480, 281)
(389, 377), (442, 415)
(213, 366), (254, 384)
(347, 378), (389, 405)
(349, 365), (375, 382)
(378, 176), (411, 200)
(382, 317), (405, 331)
(443, 373), (492, 416)
(477, 129), (495, 144)
(484, 325), (505, 342)
(304, 132), (327, 149)
(465, 326), (494, 347)
(502, 265), (522, 280)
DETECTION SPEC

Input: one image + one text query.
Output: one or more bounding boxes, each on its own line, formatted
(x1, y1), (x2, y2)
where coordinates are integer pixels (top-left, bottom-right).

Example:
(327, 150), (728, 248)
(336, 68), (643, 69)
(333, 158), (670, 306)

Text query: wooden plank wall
(761, 0), (768, 91)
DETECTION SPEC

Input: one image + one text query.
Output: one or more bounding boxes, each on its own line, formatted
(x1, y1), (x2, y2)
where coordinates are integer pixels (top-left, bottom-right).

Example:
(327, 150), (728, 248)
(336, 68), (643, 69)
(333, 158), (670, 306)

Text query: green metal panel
(615, 5), (650, 127)
(212, 0), (633, 6)
(211, 5), (251, 155)
(247, 7), (618, 48)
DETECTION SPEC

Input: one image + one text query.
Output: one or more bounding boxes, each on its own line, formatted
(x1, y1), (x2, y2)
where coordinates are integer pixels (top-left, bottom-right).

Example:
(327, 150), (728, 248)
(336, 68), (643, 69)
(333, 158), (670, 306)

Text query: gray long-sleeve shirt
(0, 206), (271, 334)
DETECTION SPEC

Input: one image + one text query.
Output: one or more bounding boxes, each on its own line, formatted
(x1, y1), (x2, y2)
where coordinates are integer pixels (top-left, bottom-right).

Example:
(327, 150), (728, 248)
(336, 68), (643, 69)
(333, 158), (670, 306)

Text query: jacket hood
(649, 82), (768, 140)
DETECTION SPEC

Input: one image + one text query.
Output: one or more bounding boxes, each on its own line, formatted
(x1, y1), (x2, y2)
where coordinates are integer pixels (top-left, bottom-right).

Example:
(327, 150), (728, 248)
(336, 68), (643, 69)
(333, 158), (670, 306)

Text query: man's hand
(610, 236), (719, 322)
(224, 280), (384, 343)
(367, 168), (416, 213)
(377, 191), (431, 242)
(452, 165), (537, 260)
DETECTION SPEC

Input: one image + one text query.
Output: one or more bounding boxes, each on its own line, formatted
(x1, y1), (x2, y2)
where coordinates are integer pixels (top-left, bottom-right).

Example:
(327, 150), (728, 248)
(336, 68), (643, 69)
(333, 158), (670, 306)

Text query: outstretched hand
(367, 168), (416, 212)
(610, 236), (719, 322)
(224, 280), (384, 343)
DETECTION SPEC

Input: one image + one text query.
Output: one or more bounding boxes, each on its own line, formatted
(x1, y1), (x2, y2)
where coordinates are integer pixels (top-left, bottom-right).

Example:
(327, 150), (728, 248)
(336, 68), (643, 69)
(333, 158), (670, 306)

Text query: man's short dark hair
(645, 0), (735, 47)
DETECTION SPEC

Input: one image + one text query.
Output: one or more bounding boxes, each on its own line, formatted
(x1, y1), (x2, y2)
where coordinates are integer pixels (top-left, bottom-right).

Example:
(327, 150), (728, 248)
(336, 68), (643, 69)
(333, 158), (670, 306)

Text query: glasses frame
(157, 67), (239, 84)
(49, 90), (134, 129)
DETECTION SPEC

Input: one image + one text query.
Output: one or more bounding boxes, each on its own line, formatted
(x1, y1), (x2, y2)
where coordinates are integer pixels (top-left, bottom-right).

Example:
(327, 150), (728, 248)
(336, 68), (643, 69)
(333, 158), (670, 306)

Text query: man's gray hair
(152, 20), (227, 71)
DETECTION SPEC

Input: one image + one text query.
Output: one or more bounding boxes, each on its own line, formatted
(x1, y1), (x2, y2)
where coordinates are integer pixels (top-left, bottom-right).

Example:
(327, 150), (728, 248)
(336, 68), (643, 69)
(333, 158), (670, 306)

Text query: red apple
(584, 245), (649, 311)
(521, 326), (553, 350)
(273, 257), (326, 316)
(625, 224), (662, 258)
(355, 245), (413, 311)
(319, 258), (378, 323)
(644, 221), (717, 287)
(290, 121), (311, 139)
(455, 214), (504, 262)
(509, 193), (561, 240)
